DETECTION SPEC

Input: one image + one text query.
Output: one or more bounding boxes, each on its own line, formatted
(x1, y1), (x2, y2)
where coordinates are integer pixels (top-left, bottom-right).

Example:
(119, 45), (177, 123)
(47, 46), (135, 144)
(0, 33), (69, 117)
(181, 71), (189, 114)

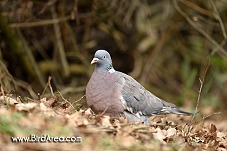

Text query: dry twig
(57, 90), (76, 111)
(172, 0), (227, 58)
(191, 60), (210, 121)
(48, 76), (56, 98)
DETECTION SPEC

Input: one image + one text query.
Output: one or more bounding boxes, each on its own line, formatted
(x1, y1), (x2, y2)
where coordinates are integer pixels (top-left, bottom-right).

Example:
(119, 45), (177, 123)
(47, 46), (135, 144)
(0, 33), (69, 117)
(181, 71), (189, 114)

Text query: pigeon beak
(91, 58), (99, 64)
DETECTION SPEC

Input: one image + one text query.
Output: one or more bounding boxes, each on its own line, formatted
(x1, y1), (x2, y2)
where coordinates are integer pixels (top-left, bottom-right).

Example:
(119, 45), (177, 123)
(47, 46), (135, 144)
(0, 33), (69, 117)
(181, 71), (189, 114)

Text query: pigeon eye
(103, 56), (106, 59)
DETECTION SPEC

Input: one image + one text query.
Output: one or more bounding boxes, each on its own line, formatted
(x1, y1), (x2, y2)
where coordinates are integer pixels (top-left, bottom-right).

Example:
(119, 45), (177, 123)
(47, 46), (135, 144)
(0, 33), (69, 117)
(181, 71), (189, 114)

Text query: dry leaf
(166, 128), (176, 137)
(0, 96), (18, 105)
(153, 128), (166, 142)
(84, 108), (93, 116)
(66, 111), (89, 127)
(100, 115), (113, 128)
(40, 97), (57, 107)
(39, 102), (56, 116)
(15, 103), (37, 111)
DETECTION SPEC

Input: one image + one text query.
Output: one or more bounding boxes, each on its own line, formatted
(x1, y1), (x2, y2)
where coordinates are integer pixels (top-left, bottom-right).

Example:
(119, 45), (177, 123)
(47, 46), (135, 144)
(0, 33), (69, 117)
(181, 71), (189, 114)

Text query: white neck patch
(108, 68), (115, 73)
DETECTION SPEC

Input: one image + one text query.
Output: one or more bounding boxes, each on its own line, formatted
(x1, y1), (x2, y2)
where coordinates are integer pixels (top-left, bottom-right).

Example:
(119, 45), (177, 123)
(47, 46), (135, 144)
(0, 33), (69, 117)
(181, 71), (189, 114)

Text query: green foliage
(177, 58), (197, 105)
(0, 112), (24, 135)
(0, 115), (15, 135)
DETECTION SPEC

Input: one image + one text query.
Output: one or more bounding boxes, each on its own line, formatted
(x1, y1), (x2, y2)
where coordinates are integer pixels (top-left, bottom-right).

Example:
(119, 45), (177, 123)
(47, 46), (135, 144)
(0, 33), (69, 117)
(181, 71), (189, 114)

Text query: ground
(0, 96), (226, 151)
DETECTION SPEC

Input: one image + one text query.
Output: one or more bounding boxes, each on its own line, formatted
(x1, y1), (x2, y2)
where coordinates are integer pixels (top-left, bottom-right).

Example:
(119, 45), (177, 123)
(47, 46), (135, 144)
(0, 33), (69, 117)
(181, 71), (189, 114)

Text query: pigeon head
(91, 50), (115, 72)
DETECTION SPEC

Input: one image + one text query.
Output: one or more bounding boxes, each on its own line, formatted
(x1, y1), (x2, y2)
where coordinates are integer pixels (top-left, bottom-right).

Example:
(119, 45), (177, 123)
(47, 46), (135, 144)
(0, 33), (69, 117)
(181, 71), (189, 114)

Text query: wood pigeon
(86, 50), (192, 124)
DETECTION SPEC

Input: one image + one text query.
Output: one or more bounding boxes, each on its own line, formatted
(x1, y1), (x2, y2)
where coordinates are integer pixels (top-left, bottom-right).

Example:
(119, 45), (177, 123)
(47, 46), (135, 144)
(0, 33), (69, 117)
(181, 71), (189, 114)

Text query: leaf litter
(0, 95), (226, 151)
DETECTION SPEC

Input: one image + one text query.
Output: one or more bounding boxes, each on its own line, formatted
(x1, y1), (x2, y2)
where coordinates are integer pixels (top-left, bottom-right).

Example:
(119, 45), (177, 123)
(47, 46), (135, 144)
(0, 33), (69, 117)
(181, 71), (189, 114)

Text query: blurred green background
(0, 0), (227, 111)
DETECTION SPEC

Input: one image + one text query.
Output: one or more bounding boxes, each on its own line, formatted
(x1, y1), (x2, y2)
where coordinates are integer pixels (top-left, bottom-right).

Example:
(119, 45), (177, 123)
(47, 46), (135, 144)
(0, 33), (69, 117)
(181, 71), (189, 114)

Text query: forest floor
(0, 95), (226, 151)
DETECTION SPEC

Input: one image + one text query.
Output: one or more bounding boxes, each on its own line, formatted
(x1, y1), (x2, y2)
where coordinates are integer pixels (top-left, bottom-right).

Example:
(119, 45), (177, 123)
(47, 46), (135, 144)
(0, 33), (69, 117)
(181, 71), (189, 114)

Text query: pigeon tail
(161, 107), (193, 116)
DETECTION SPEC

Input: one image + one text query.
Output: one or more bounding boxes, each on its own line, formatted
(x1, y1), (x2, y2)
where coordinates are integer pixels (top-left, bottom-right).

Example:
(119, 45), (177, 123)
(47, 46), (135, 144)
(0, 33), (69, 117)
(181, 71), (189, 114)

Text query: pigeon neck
(96, 64), (115, 73)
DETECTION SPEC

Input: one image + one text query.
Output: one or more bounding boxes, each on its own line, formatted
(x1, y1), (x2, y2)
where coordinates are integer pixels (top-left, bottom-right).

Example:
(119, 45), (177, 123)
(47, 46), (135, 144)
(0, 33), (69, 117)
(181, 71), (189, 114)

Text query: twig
(0, 60), (18, 94)
(185, 111), (221, 136)
(95, 106), (109, 121)
(172, 0), (227, 58)
(211, 39), (227, 56)
(17, 30), (46, 88)
(15, 79), (38, 99)
(72, 94), (85, 105)
(40, 81), (49, 98)
(48, 76), (56, 98)
(0, 85), (5, 96)
(179, 0), (214, 18)
(197, 111), (221, 123)
(100, 107), (108, 116)
(191, 60), (210, 121)
(209, 0), (227, 39)
(0, 85), (10, 107)
(51, 5), (70, 77)
(140, 29), (167, 84)
(10, 16), (70, 28)
(57, 90), (76, 111)
(38, 0), (57, 14)
(72, 0), (80, 24)
(9, 13), (92, 28)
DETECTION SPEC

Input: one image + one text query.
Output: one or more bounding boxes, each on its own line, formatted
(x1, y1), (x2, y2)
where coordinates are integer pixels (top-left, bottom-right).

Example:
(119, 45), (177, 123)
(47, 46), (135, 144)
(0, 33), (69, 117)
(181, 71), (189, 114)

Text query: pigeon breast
(86, 70), (124, 117)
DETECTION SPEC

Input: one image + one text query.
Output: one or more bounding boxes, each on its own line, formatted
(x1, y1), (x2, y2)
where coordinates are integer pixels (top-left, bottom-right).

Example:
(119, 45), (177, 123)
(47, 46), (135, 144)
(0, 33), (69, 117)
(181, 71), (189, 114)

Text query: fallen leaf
(15, 103), (37, 111)
(40, 97), (56, 107)
(84, 108), (93, 116)
(0, 96), (18, 105)
(166, 128), (176, 137)
(100, 115), (113, 128)
(39, 102), (56, 116)
(153, 128), (166, 142)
